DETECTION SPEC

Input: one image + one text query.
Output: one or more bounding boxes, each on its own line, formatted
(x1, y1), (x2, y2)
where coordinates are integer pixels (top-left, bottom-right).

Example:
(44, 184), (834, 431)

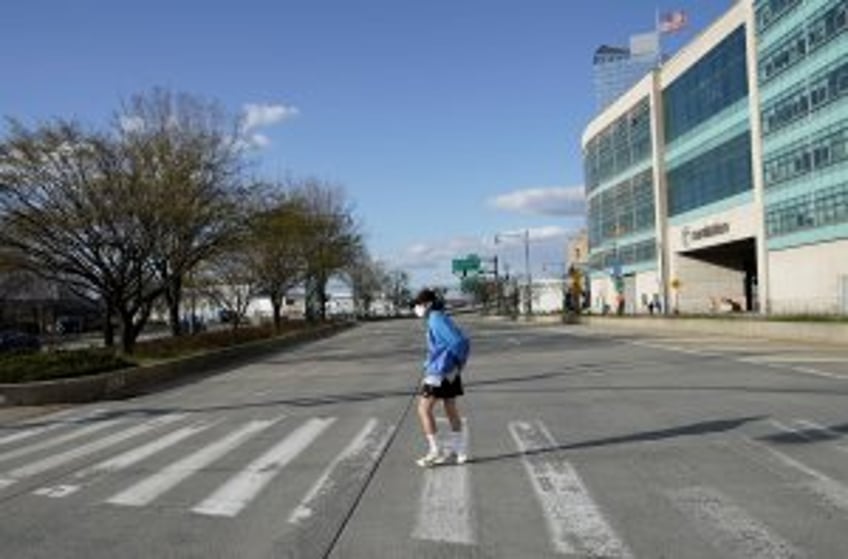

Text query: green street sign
(452, 253), (482, 277)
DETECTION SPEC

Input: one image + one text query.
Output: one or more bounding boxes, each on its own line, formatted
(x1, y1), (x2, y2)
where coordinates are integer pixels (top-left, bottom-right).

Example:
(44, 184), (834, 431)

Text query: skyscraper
(592, 33), (660, 110)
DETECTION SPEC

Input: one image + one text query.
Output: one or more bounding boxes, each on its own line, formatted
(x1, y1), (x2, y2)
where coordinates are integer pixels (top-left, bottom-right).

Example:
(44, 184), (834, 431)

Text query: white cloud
(495, 225), (571, 246)
(396, 236), (485, 270)
(119, 116), (145, 133)
(249, 132), (270, 148)
(389, 225), (577, 281)
(242, 102), (300, 132)
(489, 185), (585, 217)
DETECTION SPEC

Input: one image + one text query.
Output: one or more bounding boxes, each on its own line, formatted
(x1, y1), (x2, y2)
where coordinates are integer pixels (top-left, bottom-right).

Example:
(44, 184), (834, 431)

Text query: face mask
(414, 304), (427, 318)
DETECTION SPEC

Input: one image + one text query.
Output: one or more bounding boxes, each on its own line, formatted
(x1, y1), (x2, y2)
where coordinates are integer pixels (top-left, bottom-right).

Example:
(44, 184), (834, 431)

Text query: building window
(588, 238), (657, 271)
(763, 118), (848, 188)
(755, 0), (803, 34)
(663, 26), (748, 144)
(762, 57), (848, 135)
(766, 181), (848, 237)
(587, 169), (655, 251)
(667, 132), (753, 217)
(584, 98), (652, 193)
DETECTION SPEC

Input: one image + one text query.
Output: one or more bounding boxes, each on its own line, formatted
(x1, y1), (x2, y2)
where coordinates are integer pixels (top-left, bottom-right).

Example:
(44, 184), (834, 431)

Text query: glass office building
(582, 0), (848, 315)
(593, 40), (660, 111)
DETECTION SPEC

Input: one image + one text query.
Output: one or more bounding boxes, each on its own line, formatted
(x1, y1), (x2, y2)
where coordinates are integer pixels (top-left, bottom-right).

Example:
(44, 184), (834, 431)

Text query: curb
(577, 316), (848, 346)
(0, 323), (354, 407)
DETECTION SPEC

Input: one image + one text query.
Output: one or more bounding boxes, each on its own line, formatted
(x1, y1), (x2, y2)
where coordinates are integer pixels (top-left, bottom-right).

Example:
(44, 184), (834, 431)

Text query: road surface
(1, 318), (848, 558)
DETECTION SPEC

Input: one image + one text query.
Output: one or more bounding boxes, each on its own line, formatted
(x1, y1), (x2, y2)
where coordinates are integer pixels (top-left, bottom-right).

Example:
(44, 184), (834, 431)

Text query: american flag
(658, 10), (688, 34)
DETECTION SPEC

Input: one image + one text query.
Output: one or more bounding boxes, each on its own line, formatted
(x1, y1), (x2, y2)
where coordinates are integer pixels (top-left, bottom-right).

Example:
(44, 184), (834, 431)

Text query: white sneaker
(436, 451), (469, 465)
(416, 451), (442, 468)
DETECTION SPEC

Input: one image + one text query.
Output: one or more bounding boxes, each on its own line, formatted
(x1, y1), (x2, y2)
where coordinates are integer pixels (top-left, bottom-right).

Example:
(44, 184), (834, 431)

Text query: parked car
(0, 330), (42, 354)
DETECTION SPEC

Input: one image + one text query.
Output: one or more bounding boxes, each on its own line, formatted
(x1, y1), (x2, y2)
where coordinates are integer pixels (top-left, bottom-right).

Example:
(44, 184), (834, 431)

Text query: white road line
(509, 420), (631, 558)
(744, 435), (848, 512)
(628, 340), (714, 357)
(0, 414), (185, 488)
(740, 355), (848, 364)
(666, 486), (802, 559)
(107, 417), (280, 508)
(791, 366), (845, 379)
(0, 408), (106, 447)
(793, 420), (848, 452)
(0, 418), (122, 466)
(193, 417), (335, 518)
(771, 420), (812, 440)
(412, 418), (474, 545)
(289, 418), (393, 525)
(34, 418), (215, 499)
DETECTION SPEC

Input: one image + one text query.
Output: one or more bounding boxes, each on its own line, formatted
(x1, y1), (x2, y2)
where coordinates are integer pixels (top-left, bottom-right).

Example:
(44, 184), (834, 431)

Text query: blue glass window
(663, 27), (749, 144)
(587, 169), (655, 250)
(666, 133), (753, 217)
(584, 98), (652, 193)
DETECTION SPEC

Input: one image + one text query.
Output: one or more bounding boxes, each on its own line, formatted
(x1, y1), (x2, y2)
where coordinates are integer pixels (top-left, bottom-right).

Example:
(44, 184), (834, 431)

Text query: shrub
(133, 322), (310, 360)
(0, 350), (135, 384)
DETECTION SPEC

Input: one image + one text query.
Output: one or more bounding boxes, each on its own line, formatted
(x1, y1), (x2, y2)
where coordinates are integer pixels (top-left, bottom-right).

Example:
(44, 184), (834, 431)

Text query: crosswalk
(1, 409), (848, 557)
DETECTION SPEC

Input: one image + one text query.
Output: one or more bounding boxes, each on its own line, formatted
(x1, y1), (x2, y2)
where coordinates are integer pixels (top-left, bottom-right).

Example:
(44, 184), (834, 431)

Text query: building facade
(583, 0), (848, 315)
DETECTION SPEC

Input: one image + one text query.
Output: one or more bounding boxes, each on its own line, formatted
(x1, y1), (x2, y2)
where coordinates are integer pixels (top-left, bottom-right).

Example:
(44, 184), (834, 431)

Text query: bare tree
(345, 248), (386, 318)
(293, 179), (362, 321)
(0, 119), (163, 352)
(195, 249), (258, 330)
(246, 189), (310, 331)
(385, 269), (412, 315)
(117, 89), (248, 337)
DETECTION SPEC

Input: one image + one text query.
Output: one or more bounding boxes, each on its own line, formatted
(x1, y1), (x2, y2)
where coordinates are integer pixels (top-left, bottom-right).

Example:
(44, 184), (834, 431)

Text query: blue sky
(0, 0), (733, 288)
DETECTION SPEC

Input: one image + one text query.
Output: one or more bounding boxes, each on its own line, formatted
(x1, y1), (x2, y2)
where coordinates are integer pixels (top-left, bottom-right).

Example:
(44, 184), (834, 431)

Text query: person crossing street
(411, 288), (471, 467)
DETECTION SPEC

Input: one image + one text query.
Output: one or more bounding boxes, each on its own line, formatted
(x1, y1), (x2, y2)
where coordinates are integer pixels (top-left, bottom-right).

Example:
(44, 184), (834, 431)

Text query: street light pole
(494, 229), (532, 316)
(524, 229), (532, 316)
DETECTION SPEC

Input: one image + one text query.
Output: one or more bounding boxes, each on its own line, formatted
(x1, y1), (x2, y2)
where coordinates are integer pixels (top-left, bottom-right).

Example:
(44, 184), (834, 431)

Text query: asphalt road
(1, 318), (848, 558)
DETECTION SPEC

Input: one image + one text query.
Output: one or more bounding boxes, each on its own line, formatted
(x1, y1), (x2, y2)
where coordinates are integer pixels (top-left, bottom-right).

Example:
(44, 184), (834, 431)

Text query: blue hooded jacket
(424, 310), (470, 376)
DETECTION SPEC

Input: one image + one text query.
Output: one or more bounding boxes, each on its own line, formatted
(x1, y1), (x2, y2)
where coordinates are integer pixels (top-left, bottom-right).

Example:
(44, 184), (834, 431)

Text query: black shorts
(419, 374), (464, 399)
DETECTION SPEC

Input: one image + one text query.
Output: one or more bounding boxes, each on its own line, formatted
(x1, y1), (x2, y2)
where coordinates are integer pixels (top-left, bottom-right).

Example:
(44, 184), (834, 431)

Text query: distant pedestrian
(412, 288), (470, 467)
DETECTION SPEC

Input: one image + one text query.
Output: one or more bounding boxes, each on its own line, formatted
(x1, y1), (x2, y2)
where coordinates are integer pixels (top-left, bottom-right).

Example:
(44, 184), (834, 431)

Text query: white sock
(451, 431), (464, 454)
(426, 434), (439, 454)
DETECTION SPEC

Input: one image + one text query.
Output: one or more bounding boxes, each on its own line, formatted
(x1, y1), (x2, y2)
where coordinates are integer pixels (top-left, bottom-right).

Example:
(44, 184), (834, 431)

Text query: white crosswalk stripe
(192, 417), (335, 518)
(411, 418), (474, 545)
(106, 417), (281, 508)
(742, 424), (848, 512)
(289, 418), (393, 525)
(0, 408), (106, 447)
(509, 420), (632, 558)
(666, 486), (802, 559)
(0, 418), (123, 468)
(35, 416), (213, 499)
(0, 414), (185, 489)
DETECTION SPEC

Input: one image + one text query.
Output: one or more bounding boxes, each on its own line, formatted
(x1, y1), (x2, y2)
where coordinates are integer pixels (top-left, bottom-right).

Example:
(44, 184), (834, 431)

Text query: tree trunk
(166, 275), (183, 336)
(103, 301), (115, 348)
(119, 310), (136, 354)
(304, 276), (317, 322)
(271, 293), (283, 333)
(318, 279), (328, 322)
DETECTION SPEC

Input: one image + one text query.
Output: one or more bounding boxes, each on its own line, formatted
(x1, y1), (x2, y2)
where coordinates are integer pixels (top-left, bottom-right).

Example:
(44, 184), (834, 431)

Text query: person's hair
(413, 288), (445, 310)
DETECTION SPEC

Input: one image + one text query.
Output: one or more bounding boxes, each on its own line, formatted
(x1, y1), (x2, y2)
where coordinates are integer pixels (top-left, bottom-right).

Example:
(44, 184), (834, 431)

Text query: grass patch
(0, 350), (135, 384)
